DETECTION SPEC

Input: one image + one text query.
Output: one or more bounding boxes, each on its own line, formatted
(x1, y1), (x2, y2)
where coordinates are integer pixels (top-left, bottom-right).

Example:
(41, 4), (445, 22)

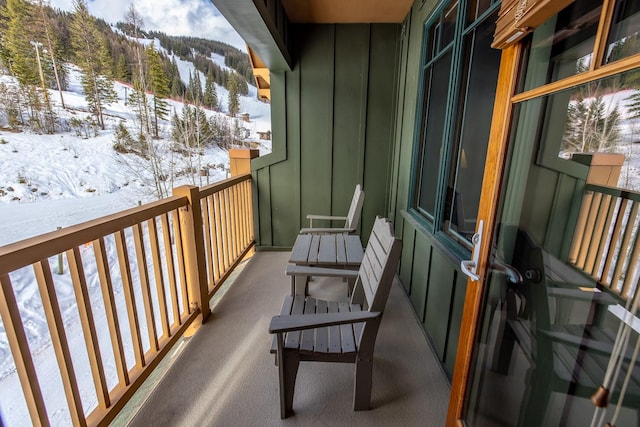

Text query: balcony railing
(569, 183), (640, 302)
(0, 174), (254, 426)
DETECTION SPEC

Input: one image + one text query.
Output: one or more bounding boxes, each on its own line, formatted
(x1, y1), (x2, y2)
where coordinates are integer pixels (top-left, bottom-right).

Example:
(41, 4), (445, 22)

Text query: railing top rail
(585, 183), (640, 202)
(198, 173), (251, 198)
(0, 195), (188, 275)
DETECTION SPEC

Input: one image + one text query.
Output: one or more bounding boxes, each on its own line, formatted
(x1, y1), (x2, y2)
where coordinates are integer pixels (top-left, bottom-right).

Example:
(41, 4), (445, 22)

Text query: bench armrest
(269, 311), (380, 334)
(299, 227), (355, 234)
(306, 214), (348, 221)
(286, 264), (359, 279)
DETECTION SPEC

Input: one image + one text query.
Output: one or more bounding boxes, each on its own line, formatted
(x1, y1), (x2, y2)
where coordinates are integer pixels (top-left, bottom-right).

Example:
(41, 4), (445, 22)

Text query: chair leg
(353, 356), (373, 411)
(279, 350), (300, 419)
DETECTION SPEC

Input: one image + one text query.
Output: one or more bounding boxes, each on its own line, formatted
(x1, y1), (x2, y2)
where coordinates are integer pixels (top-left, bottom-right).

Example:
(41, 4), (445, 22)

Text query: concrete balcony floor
(126, 251), (450, 426)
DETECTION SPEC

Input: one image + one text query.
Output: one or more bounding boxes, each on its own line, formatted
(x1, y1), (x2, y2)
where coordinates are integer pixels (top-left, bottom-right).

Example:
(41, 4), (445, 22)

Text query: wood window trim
(492, 0), (576, 49)
(512, 52), (640, 104)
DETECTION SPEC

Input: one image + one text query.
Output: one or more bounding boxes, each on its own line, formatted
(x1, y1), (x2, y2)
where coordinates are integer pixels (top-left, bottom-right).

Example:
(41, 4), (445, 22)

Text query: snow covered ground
(0, 59), (270, 425)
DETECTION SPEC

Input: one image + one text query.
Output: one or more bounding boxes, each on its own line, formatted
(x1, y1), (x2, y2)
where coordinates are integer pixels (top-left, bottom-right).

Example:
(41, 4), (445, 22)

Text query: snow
(0, 55), (270, 425)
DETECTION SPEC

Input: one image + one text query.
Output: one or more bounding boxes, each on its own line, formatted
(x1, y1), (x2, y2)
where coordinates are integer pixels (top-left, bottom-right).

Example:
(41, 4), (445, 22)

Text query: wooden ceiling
(280, 0), (413, 23)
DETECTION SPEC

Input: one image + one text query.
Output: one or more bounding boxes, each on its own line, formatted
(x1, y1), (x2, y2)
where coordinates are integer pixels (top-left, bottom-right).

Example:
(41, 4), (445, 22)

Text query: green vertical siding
(387, 0), (469, 382)
(252, 23), (401, 248)
(410, 232), (431, 322)
(425, 250), (456, 359)
(400, 224), (416, 293)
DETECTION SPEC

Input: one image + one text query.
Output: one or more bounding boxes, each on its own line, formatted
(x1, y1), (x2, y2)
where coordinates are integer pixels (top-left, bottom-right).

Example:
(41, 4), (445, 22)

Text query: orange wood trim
(33, 260), (86, 426)
(115, 229), (145, 368)
(0, 195), (187, 275)
(591, 0), (616, 71)
(171, 209), (190, 318)
(133, 223), (160, 352)
(67, 246), (110, 409)
(202, 196), (215, 290)
(512, 53), (640, 103)
(93, 237), (130, 386)
(0, 274), (49, 426)
(148, 218), (170, 339)
(160, 213), (181, 329)
(446, 44), (521, 426)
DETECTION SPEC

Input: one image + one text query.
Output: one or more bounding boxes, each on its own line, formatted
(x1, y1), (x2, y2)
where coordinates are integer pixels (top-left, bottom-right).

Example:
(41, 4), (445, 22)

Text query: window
(411, 0), (501, 249)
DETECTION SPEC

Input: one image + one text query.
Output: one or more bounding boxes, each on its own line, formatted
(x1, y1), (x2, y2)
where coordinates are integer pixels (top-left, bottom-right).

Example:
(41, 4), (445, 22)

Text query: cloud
(49, 0), (246, 51)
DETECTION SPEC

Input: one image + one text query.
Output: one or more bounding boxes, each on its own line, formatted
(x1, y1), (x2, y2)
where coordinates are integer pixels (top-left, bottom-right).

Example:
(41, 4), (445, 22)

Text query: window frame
(409, 0), (502, 252)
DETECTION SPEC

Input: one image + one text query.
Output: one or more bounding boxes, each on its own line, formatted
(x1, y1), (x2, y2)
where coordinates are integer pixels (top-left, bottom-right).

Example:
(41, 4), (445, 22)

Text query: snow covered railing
(569, 183), (640, 302)
(0, 174), (254, 426)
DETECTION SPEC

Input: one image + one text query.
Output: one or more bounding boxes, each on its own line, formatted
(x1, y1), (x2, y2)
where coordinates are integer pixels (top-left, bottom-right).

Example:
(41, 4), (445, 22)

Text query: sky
(49, 0), (247, 51)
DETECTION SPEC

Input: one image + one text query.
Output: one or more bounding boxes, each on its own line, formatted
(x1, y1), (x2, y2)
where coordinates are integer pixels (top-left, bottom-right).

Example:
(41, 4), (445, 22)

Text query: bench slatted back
(345, 185), (365, 230)
(352, 216), (402, 313)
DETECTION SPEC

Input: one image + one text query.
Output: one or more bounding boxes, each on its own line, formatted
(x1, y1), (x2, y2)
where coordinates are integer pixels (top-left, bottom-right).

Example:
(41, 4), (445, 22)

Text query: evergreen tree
(125, 4), (150, 134)
(146, 42), (170, 138)
(227, 73), (239, 117)
(115, 54), (129, 81)
(70, 0), (116, 130)
(33, 0), (66, 109)
(203, 69), (218, 110)
(1, 0), (38, 87)
(627, 91), (640, 120)
(0, 0), (56, 132)
(192, 71), (203, 103)
(169, 56), (184, 98)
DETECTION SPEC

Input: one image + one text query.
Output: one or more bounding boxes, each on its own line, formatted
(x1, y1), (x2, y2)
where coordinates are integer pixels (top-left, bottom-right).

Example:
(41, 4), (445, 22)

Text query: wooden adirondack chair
(269, 216), (402, 418)
(299, 184), (365, 234)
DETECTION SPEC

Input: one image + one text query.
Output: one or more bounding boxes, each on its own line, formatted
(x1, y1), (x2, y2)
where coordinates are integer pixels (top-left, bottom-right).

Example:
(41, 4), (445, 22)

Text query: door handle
(490, 261), (523, 284)
(461, 219), (484, 282)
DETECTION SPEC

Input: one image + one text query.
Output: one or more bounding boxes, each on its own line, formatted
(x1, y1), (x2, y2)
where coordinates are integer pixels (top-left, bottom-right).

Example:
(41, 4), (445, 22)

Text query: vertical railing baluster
(66, 246), (110, 410)
(33, 259), (86, 426)
(201, 196), (215, 291)
(161, 213), (181, 328)
(611, 202), (639, 294)
(171, 209), (189, 320)
(115, 229), (145, 368)
(621, 212), (640, 299)
(577, 192), (602, 269)
(240, 180), (248, 248)
(569, 190), (594, 264)
(0, 273), (50, 426)
(585, 194), (612, 276)
(132, 223), (159, 351)
(93, 237), (129, 387)
(214, 192), (225, 279)
(147, 218), (170, 340)
(208, 195), (220, 284)
(224, 188), (233, 268)
(230, 184), (239, 259)
(601, 197), (627, 288)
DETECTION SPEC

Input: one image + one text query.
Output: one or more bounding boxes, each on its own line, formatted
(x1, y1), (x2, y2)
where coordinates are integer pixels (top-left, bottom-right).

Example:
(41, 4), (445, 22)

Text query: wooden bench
(269, 216), (402, 418)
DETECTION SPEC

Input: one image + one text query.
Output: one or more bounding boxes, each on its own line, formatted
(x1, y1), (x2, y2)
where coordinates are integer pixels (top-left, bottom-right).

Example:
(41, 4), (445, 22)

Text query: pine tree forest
(0, 0), (257, 139)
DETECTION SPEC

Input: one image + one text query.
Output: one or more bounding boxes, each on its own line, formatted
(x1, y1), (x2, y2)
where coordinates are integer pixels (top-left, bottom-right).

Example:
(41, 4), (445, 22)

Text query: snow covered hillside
(0, 52), (270, 426)
(0, 64), (271, 241)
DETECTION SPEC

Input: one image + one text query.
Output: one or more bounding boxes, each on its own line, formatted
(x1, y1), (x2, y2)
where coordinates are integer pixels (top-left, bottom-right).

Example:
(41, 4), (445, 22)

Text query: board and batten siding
(388, 0), (470, 378)
(252, 23), (401, 249)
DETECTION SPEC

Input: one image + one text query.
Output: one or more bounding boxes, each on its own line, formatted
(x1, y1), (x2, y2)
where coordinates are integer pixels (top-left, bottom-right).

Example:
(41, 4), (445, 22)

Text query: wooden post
(228, 148), (259, 177)
(173, 185), (210, 325)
